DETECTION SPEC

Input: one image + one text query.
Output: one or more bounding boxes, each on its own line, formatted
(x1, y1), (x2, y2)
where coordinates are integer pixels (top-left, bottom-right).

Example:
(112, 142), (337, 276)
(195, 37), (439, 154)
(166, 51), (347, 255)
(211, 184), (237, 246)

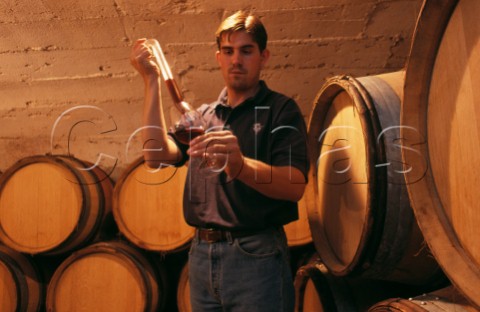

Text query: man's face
(216, 31), (269, 93)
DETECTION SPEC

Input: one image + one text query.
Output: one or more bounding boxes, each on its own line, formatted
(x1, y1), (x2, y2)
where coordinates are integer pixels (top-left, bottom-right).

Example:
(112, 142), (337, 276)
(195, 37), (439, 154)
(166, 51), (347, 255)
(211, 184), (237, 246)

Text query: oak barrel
(307, 72), (442, 284)
(46, 241), (167, 312)
(294, 256), (424, 312)
(113, 157), (194, 252)
(176, 263), (191, 312)
(368, 286), (478, 312)
(0, 155), (113, 255)
(0, 245), (43, 312)
(284, 181), (313, 247)
(401, 0), (480, 307)
(294, 257), (358, 312)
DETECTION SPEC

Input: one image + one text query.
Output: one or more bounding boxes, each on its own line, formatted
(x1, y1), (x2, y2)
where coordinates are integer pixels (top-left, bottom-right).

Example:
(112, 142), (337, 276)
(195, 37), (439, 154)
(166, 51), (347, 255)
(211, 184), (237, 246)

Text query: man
(130, 10), (309, 312)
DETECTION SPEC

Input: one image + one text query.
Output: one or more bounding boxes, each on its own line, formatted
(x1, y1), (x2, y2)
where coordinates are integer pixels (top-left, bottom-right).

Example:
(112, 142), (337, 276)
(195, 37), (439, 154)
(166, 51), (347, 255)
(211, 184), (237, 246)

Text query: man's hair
(215, 11), (268, 52)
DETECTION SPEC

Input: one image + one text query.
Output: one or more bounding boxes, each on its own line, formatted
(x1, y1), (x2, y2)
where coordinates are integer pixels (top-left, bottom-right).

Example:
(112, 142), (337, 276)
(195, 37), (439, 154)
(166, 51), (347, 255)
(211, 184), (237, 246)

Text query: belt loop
(225, 231), (234, 244)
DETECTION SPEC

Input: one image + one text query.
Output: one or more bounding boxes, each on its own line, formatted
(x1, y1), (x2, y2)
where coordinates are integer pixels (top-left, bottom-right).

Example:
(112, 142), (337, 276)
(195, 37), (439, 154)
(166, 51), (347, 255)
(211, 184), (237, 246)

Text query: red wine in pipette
(146, 39), (193, 114)
(146, 39), (204, 144)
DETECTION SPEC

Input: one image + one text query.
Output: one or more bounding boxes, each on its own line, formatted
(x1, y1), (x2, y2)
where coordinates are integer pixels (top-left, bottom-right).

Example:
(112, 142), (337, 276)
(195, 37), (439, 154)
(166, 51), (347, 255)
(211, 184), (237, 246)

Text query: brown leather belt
(196, 228), (264, 243)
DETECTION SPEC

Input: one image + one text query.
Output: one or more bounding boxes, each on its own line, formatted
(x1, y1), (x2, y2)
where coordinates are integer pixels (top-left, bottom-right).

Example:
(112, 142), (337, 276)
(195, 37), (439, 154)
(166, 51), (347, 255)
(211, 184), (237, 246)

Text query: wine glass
(195, 125), (227, 177)
(174, 118), (224, 178)
(171, 111), (205, 145)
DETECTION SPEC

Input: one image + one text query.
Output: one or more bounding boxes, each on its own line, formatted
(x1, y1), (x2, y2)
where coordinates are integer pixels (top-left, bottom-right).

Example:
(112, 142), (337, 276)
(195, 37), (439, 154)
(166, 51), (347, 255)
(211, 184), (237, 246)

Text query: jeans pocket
(234, 232), (280, 258)
(188, 237), (197, 256)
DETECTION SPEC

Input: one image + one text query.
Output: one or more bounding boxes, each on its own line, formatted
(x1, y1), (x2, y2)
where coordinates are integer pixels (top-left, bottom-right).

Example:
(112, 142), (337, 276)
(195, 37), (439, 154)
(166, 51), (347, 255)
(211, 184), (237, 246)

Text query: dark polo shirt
(172, 81), (309, 230)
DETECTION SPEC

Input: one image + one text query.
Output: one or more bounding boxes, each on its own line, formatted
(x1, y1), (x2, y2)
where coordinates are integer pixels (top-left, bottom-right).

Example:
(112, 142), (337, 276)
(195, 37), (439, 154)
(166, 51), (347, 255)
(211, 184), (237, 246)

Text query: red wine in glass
(174, 126), (205, 145)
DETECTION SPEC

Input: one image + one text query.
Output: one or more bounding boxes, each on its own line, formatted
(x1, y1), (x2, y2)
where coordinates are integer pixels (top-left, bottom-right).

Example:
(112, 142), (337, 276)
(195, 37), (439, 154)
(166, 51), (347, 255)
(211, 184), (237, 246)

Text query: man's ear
(260, 49), (270, 68)
(215, 50), (220, 64)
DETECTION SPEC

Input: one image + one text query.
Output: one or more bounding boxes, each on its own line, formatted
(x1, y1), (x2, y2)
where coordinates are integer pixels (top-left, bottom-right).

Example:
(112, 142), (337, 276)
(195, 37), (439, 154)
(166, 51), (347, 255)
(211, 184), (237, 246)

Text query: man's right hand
(130, 38), (160, 80)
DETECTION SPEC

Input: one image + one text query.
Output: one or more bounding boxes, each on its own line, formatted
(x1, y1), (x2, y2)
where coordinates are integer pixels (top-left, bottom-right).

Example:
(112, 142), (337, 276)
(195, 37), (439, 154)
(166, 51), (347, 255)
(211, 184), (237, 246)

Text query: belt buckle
(204, 229), (220, 243)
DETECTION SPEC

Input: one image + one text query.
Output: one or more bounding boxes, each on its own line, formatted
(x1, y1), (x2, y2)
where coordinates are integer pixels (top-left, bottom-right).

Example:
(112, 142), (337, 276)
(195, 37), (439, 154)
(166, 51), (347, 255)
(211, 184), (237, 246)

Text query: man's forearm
(142, 76), (181, 168)
(235, 157), (306, 202)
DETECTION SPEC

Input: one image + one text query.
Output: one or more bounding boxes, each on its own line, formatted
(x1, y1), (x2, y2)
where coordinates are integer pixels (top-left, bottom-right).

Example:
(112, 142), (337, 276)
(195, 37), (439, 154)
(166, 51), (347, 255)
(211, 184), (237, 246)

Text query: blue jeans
(188, 227), (294, 312)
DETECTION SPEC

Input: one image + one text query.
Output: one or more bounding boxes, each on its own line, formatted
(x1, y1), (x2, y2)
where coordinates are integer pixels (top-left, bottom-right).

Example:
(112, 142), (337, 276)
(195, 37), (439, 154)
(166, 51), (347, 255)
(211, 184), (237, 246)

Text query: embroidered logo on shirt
(253, 123), (263, 134)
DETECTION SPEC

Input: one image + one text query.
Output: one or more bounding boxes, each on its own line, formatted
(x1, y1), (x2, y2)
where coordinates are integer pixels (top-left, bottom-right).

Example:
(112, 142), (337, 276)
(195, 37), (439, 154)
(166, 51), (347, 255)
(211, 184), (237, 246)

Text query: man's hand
(187, 129), (306, 201)
(130, 38), (160, 80)
(187, 130), (244, 178)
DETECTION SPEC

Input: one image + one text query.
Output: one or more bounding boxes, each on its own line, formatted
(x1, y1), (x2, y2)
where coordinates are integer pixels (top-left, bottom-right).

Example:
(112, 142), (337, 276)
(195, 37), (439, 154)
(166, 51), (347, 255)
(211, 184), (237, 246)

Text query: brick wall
(0, 0), (422, 180)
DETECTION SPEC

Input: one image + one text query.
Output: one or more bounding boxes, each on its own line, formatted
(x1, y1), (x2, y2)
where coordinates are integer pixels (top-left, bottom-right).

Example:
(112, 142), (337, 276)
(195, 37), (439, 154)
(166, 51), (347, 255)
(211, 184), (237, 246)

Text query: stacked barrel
(298, 0), (480, 310)
(0, 155), (184, 311)
(0, 153), (314, 311)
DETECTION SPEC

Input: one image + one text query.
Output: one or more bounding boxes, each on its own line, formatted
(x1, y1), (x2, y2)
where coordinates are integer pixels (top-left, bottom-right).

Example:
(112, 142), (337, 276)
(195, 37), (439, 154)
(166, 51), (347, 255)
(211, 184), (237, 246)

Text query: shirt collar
(215, 80), (270, 110)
